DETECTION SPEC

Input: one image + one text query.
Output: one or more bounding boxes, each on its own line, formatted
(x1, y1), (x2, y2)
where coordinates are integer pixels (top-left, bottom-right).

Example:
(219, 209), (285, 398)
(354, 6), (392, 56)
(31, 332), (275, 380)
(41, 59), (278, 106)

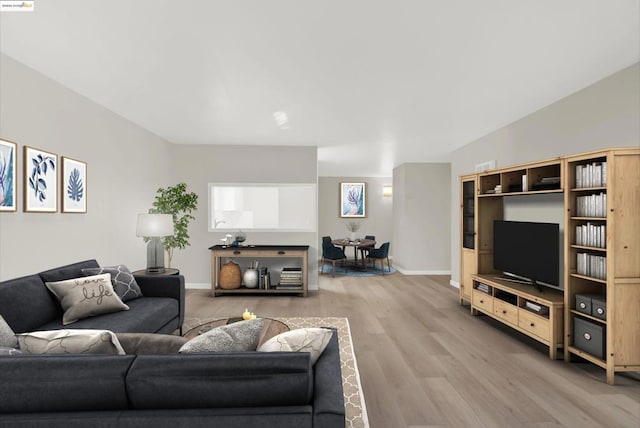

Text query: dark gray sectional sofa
(0, 260), (346, 428)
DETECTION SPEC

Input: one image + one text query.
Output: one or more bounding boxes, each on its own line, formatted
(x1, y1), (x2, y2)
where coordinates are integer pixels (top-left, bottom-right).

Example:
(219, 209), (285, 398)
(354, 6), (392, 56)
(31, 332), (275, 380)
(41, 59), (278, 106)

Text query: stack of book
(576, 253), (607, 280)
(576, 192), (607, 217)
(476, 283), (491, 294)
(575, 223), (606, 248)
(277, 267), (303, 289)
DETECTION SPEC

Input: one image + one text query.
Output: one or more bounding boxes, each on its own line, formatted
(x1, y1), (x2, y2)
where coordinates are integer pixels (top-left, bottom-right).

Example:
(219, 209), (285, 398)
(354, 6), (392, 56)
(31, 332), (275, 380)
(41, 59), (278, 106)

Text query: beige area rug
(182, 316), (370, 428)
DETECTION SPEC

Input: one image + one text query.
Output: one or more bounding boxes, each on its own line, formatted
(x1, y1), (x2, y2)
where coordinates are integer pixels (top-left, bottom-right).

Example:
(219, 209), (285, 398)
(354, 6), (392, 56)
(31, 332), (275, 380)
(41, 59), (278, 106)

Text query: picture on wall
(0, 139), (17, 212)
(62, 157), (87, 213)
(24, 146), (58, 213)
(340, 182), (366, 218)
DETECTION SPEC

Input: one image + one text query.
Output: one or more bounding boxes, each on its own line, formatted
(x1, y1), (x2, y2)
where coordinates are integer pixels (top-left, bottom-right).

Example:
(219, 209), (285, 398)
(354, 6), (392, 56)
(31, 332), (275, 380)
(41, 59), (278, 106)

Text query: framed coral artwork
(0, 139), (17, 212)
(340, 182), (366, 218)
(24, 146), (58, 213)
(61, 157), (87, 213)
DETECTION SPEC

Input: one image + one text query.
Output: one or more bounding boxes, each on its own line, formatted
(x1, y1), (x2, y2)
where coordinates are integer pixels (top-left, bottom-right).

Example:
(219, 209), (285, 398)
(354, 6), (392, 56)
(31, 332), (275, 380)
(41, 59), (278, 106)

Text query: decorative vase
(243, 269), (259, 288)
(350, 232), (357, 241)
(219, 260), (241, 289)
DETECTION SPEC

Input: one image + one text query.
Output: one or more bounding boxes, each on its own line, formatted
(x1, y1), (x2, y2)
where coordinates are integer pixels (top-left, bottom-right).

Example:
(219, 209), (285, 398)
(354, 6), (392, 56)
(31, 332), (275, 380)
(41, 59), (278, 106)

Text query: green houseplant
(148, 182), (198, 268)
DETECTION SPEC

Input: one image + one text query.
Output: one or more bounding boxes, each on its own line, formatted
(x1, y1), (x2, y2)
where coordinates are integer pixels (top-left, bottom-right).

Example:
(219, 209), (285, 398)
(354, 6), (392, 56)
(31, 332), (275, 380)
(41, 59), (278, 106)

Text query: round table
(331, 238), (376, 267)
(182, 317), (290, 346)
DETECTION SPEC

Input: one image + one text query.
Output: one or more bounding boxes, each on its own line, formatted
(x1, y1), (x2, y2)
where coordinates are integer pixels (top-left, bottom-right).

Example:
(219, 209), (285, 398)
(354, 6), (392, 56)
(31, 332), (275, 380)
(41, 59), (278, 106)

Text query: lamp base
(146, 237), (166, 273)
(145, 267), (166, 274)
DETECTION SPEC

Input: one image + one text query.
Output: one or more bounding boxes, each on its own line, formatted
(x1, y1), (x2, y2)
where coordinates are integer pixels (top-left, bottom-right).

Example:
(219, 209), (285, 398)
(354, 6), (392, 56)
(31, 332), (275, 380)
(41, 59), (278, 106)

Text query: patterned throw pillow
(257, 328), (333, 365)
(45, 273), (129, 325)
(81, 265), (143, 302)
(0, 315), (18, 348)
(179, 318), (265, 353)
(16, 329), (125, 355)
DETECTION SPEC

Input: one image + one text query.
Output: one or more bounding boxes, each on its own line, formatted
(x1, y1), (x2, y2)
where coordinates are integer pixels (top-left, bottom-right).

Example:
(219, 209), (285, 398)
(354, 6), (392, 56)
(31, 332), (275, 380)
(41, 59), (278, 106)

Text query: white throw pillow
(45, 273), (129, 325)
(179, 318), (265, 353)
(17, 329), (125, 355)
(0, 315), (18, 348)
(257, 327), (333, 365)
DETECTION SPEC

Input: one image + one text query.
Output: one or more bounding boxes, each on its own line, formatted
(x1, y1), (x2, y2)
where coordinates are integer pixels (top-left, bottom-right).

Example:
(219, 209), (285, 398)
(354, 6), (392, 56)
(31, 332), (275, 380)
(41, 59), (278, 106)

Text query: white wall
(0, 54), (173, 280)
(449, 63), (640, 286)
(318, 176), (393, 254)
(169, 144), (319, 289)
(393, 163), (451, 274)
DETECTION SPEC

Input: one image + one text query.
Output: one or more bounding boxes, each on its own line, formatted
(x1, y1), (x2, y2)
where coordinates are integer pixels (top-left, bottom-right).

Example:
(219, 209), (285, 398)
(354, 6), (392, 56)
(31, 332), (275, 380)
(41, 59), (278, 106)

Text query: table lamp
(136, 213), (174, 273)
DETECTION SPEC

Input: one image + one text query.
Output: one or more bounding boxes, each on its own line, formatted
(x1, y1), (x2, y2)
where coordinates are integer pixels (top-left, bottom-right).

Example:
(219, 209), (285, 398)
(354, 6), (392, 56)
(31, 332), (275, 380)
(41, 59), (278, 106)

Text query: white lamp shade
(136, 214), (174, 237)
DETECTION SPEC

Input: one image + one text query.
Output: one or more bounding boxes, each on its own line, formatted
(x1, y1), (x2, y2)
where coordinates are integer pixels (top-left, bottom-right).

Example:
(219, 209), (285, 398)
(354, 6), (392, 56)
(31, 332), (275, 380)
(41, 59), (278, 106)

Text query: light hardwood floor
(185, 273), (640, 428)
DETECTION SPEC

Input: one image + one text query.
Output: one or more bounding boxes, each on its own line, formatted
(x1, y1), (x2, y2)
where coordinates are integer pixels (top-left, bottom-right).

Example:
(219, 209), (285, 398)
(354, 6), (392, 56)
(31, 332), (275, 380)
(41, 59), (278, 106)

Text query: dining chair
(366, 242), (391, 274)
(359, 235), (376, 260)
(321, 237), (347, 277)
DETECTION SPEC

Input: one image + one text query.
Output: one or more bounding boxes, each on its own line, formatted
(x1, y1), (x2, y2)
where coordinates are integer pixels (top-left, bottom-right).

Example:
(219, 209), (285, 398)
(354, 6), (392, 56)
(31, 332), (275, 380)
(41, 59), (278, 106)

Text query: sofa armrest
(312, 329), (346, 428)
(134, 274), (185, 332)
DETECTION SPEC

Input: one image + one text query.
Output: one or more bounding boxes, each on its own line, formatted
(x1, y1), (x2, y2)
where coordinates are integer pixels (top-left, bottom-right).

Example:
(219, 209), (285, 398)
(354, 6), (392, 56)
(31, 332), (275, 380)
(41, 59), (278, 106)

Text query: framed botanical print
(0, 139), (17, 212)
(24, 146), (58, 212)
(340, 182), (366, 218)
(61, 157), (87, 213)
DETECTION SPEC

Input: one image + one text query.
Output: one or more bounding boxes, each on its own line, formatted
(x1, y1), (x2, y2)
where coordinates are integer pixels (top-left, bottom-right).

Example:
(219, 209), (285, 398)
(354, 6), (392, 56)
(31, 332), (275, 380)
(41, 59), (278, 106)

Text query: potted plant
(148, 182), (198, 268)
(345, 220), (361, 241)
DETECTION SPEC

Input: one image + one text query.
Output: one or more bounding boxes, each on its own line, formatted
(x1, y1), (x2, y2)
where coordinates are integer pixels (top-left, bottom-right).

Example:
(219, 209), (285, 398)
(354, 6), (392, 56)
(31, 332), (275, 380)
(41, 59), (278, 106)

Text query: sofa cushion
(258, 328), (333, 365)
(0, 274), (61, 333)
(37, 297), (179, 333)
(116, 333), (188, 354)
(17, 329), (125, 355)
(179, 318), (264, 353)
(0, 355), (134, 413)
(126, 352), (313, 409)
(82, 265), (143, 302)
(45, 274), (129, 325)
(38, 259), (100, 283)
(0, 315), (17, 348)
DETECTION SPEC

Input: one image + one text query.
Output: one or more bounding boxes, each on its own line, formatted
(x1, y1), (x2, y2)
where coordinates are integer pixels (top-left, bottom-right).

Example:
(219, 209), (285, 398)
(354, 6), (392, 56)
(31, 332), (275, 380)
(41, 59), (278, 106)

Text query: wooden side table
(132, 268), (180, 276)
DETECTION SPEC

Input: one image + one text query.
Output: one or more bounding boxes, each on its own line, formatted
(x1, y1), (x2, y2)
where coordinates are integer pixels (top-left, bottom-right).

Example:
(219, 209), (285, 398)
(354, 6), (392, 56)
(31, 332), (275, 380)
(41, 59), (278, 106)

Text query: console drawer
(518, 309), (550, 341)
(494, 299), (518, 325)
(472, 291), (493, 313)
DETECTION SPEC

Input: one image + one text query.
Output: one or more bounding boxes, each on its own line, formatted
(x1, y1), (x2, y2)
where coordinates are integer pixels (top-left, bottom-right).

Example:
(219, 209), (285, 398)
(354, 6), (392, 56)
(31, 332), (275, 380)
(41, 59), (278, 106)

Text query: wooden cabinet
(471, 275), (564, 359)
(209, 245), (309, 297)
(460, 148), (639, 383)
(563, 148), (640, 384)
(459, 175), (477, 304)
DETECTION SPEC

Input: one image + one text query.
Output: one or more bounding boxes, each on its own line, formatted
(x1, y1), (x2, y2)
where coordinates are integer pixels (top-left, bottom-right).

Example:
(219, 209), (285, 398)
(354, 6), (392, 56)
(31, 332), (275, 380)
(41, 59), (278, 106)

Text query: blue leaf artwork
(0, 143), (14, 208)
(29, 152), (55, 202)
(67, 168), (84, 201)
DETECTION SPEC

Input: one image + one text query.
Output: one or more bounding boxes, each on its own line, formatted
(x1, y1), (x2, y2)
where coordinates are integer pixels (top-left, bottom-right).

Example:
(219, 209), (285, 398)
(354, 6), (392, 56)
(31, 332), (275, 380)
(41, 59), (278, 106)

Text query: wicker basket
(218, 260), (242, 289)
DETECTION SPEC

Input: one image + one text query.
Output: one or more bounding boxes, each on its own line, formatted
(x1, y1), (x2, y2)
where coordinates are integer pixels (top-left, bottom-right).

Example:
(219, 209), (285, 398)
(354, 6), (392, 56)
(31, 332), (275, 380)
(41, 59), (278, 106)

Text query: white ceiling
(1, 0), (638, 176)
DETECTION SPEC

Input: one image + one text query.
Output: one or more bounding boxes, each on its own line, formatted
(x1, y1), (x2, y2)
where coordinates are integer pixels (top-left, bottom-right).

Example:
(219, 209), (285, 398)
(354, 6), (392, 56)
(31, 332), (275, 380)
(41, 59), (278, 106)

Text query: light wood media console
(460, 148), (640, 384)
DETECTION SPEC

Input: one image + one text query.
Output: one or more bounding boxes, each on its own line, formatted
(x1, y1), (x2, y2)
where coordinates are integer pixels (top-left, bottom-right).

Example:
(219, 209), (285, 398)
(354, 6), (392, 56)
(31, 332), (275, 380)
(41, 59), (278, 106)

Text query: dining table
(331, 238), (376, 268)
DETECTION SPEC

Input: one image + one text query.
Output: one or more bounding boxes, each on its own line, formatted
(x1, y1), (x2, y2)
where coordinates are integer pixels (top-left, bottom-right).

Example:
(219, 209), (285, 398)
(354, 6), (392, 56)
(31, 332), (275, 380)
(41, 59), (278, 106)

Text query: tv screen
(493, 220), (560, 288)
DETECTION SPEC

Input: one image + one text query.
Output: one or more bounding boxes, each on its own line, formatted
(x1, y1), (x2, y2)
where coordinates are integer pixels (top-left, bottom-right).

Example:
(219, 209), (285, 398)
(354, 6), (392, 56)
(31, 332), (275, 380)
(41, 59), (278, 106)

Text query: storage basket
(219, 260), (241, 289)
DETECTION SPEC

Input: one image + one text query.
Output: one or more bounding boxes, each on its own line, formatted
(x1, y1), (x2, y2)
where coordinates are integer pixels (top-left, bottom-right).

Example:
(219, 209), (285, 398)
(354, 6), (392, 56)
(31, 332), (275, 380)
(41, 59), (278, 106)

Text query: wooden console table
(209, 245), (309, 297)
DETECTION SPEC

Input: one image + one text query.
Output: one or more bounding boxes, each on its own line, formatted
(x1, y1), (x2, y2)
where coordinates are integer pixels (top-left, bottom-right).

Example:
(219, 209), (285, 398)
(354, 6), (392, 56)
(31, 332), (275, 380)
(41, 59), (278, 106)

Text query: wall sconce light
(383, 185), (393, 197)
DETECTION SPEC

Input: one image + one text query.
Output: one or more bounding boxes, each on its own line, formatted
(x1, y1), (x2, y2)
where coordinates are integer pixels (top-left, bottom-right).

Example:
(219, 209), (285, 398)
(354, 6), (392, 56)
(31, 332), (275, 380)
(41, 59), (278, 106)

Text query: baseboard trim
(186, 283), (210, 290)
(450, 280), (460, 289)
(394, 269), (451, 276)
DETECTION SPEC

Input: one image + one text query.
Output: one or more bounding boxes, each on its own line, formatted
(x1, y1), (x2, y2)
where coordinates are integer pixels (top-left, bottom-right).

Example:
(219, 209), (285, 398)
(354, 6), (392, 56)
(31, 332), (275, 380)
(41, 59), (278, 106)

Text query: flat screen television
(493, 220), (560, 293)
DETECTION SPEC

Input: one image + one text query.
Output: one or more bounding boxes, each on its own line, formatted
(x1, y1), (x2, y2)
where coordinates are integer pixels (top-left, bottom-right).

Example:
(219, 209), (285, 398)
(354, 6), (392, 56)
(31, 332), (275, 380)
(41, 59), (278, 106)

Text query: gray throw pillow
(0, 315), (18, 348)
(45, 273), (129, 325)
(116, 333), (189, 354)
(16, 329), (125, 355)
(179, 318), (265, 354)
(81, 265), (143, 301)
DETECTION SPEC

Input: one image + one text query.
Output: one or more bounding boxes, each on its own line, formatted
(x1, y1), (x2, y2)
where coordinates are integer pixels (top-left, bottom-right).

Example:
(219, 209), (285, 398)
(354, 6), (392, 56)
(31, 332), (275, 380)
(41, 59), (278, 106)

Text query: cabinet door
(461, 249), (476, 301)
